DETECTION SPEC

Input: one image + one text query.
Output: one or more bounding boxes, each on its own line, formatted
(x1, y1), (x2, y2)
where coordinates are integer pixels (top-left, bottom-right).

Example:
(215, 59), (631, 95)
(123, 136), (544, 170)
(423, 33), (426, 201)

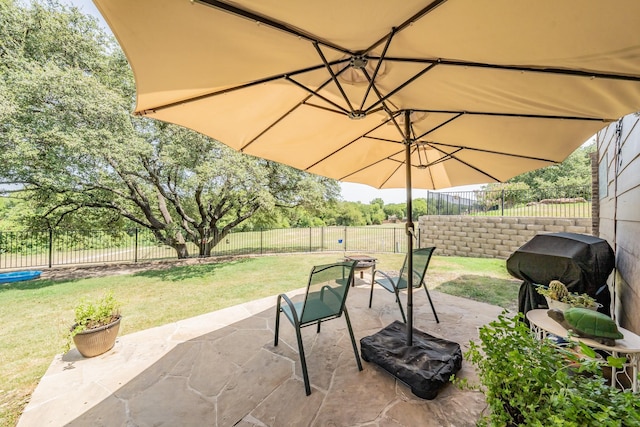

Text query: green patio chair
(369, 247), (439, 324)
(274, 261), (362, 396)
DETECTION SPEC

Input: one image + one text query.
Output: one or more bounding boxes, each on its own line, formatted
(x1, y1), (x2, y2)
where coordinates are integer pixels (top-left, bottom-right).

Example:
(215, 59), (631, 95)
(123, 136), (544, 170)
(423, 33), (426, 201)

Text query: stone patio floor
(18, 277), (504, 426)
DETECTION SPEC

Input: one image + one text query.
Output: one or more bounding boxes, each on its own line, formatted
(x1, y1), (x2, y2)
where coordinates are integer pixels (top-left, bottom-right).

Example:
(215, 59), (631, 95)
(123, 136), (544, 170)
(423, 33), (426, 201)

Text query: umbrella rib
(418, 109), (612, 123)
(362, 0), (449, 54)
(359, 28), (397, 111)
(135, 60), (346, 115)
(364, 63), (439, 114)
(286, 76), (350, 115)
(241, 63), (361, 151)
(424, 141), (559, 163)
(240, 90), (330, 152)
(414, 113), (464, 140)
(337, 144), (406, 185)
(380, 56), (640, 82)
(303, 121), (397, 172)
(425, 146), (504, 183)
(312, 42), (356, 113)
(412, 111), (609, 142)
(304, 102), (352, 116)
(195, 0), (352, 55)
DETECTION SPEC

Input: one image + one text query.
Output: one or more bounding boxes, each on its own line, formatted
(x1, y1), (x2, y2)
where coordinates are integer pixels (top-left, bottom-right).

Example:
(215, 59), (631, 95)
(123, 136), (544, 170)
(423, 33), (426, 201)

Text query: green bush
(458, 312), (640, 426)
(64, 291), (121, 352)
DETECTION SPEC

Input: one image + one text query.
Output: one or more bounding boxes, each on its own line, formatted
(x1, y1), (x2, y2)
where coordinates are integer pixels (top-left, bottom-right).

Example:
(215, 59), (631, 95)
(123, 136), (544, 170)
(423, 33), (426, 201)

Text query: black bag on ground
(360, 320), (462, 400)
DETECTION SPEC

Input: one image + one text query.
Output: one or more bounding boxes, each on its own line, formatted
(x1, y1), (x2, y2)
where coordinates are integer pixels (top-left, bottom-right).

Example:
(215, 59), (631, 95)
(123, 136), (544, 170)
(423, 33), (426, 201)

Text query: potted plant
(536, 280), (600, 311)
(65, 291), (122, 357)
(456, 312), (639, 426)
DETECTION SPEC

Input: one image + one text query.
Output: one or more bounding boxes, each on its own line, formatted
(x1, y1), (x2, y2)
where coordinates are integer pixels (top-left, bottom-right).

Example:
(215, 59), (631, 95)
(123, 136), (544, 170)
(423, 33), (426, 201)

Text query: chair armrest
(320, 284), (342, 301)
(373, 269), (396, 284)
(277, 293), (301, 325)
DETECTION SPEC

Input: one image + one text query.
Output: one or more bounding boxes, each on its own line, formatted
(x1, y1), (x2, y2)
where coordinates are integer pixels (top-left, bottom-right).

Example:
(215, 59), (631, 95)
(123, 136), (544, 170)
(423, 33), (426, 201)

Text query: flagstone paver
(18, 279), (503, 426)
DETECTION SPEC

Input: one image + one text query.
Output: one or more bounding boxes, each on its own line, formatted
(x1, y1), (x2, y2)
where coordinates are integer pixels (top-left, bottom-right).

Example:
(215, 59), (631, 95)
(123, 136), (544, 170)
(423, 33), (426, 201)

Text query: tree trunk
(174, 243), (189, 259)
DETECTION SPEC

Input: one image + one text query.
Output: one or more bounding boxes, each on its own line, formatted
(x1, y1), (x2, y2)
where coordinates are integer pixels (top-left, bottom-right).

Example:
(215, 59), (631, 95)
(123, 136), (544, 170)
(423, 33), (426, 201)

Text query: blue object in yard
(0, 270), (42, 283)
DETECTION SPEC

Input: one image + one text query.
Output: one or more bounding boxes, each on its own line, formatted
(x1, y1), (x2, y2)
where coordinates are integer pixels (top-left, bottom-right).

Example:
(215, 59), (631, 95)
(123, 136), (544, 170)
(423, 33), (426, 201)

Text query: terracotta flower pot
(72, 315), (121, 357)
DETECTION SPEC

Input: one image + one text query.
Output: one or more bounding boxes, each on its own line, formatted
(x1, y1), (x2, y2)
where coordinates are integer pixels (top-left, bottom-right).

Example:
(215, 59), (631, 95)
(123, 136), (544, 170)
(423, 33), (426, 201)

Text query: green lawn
(473, 201), (591, 218)
(0, 253), (520, 426)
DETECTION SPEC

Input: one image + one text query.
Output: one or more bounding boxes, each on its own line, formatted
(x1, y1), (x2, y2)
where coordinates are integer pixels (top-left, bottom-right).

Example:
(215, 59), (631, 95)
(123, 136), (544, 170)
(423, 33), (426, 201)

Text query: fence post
(309, 227), (312, 252)
(501, 189), (505, 216)
(260, 228), (264, 255)
(134, 228), (139, 263)
(48, 228), (53, 268)
(393, 228), (397, 253)
(344, 227), (347, 252)
(321, 227), (324, 251)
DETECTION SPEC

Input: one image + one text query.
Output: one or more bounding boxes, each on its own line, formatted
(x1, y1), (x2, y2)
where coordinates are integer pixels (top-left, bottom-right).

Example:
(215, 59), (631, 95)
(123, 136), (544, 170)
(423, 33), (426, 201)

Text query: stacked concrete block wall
(418, 216), (592, 259)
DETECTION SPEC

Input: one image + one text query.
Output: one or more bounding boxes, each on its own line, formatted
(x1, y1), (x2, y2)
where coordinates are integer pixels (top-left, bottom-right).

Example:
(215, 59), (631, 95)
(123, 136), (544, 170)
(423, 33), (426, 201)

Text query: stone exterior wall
(418, 216), (593, 259)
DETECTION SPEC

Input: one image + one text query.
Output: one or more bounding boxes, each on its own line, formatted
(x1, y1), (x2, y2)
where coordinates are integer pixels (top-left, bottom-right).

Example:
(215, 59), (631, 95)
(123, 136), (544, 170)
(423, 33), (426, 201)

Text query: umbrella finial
(348, 110), (366, 120)
(350, 55), (368, 70)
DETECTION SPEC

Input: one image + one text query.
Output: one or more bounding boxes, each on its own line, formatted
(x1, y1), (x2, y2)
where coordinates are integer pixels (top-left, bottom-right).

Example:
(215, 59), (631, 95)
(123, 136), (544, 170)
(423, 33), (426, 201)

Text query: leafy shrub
(64, 291), (121, 352)
(457, 312), (640, 426)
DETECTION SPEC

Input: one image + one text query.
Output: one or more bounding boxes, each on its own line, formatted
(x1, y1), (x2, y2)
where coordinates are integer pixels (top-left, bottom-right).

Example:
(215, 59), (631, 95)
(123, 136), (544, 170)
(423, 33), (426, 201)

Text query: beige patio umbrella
(94, 0), (640, 345)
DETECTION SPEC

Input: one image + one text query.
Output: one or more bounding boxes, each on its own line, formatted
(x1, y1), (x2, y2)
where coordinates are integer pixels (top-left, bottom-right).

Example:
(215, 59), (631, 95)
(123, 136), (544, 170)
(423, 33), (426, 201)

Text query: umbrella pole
(404, 111), (414, 346)
(359, 111), (462, 399)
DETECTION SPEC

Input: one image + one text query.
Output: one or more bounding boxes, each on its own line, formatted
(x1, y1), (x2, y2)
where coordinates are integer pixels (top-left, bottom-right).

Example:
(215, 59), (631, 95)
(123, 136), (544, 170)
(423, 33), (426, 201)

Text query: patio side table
(526, 309), (640, 392)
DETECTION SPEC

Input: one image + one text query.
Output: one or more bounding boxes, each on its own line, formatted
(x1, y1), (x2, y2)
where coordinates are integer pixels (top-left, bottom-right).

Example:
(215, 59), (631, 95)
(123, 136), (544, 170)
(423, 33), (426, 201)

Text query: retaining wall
(418, 216), (592, 259)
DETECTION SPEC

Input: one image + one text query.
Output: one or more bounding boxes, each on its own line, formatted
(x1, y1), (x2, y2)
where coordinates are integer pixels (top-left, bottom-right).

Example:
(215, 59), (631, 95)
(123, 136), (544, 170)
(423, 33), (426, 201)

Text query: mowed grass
(474, 201), (591, 218)
(0, 252), (520, 426)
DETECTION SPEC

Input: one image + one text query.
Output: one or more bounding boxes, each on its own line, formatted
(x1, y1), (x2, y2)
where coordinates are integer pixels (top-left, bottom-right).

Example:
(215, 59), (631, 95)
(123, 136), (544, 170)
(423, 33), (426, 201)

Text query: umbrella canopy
(93, 0), (640, 344)
(93, 0), (640, 191)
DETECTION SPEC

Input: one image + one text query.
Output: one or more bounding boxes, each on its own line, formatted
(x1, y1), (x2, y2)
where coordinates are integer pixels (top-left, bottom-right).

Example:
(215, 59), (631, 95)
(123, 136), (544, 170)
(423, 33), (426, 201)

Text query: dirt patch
(37, 256), (244, 281)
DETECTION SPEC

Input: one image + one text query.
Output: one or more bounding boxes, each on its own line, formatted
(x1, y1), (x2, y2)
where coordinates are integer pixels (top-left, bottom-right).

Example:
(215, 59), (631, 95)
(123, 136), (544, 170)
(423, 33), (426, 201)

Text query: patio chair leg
(294, 325), (312, 395)
(343, 308), (362, 371)
(422, 284), (440, 323)
(394, 286), (407, 323)
(368, 280), (375, 308)
(316, 320), (321, 333)
(274, 297), (281, 346)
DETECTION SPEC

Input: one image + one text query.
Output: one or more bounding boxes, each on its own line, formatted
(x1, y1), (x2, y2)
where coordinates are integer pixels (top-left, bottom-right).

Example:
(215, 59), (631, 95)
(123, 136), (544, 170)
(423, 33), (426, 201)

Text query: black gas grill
(506, 232), (615, 316)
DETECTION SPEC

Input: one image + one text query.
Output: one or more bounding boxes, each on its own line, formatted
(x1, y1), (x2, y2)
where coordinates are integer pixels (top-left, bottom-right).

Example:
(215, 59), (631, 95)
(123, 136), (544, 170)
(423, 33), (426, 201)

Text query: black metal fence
(0, 226), (411, 270)
(0, 185), (592, 270)
(426, 185), (592, 217)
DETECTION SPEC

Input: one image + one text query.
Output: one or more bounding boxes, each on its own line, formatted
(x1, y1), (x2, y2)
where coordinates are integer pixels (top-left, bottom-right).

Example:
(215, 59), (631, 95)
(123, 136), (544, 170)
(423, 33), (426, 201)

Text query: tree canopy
(0, 0), (339, 257)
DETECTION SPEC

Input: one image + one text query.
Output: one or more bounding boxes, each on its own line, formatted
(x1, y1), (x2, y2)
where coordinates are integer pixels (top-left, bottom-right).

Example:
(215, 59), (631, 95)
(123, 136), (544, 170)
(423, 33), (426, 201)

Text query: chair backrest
(299, 261), (357, 325)
(396, 247), (436, 290)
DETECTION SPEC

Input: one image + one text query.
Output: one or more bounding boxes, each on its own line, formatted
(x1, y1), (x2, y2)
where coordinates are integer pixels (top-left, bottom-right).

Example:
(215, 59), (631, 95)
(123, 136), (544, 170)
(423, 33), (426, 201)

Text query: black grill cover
(507, 232), (614, 316)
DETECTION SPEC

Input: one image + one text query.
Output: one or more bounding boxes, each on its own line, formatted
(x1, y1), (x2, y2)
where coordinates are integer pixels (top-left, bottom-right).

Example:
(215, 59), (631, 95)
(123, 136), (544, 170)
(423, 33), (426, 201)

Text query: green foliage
(65, 291), (121, 352)
(476, 182), (531, 211)
(334, 202), (367, 226)
(383, 203), (405, 220)
(484, 143), (596, 194)
(537, 281), (598, 308)
(0, 1), (339, 258)
(459, 312), (640, 426)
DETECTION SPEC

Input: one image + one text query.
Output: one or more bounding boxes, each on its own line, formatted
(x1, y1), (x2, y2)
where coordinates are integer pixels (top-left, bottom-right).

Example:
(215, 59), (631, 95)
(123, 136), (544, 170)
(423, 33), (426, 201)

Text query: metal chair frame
(369, 247), (439, 324)
(274, 261), (362, 395)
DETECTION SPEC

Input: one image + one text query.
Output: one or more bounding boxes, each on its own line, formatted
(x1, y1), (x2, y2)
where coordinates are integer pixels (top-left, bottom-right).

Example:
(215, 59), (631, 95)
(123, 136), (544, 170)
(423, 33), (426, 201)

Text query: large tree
(482, 143), (596, 196)
(0, 0), (339, 257)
